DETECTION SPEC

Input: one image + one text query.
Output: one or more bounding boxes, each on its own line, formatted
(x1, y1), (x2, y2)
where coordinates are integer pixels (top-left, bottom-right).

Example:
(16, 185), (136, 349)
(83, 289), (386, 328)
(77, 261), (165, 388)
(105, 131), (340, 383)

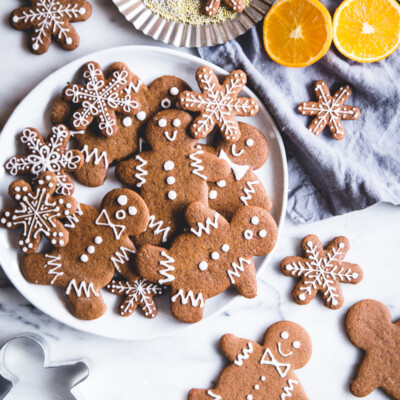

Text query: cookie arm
(185, 202), (228, 234)
(350, 353), (379, 397)
(280, 377), (308, 400)
(228, 256), (257, 298)
(219, 334), (256, 363)
(116, 153), (149, 188)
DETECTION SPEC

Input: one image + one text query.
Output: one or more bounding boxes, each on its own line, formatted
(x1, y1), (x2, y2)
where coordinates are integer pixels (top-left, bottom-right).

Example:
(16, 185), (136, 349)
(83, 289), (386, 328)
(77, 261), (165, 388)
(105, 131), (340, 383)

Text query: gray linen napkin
(198, 9), (400, 224)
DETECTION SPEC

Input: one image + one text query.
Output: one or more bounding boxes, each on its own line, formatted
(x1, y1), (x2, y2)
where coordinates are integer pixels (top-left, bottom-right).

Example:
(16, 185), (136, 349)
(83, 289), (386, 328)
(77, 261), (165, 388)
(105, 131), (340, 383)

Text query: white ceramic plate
(0, 46), (287, 340)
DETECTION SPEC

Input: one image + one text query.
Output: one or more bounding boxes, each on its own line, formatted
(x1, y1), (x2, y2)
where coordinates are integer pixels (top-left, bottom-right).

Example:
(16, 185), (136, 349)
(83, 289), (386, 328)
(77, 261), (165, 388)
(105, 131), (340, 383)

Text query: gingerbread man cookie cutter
(0, 333), (90, 399)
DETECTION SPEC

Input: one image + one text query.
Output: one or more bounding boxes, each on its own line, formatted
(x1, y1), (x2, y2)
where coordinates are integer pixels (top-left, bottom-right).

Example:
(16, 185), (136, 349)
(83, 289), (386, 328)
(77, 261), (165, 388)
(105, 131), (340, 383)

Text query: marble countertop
(1, 1), (399, 399)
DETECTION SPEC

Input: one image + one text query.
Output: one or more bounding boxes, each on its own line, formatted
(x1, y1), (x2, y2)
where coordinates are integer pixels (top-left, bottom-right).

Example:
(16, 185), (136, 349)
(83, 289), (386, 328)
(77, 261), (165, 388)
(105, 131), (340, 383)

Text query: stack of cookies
(0, 61), (278, 323)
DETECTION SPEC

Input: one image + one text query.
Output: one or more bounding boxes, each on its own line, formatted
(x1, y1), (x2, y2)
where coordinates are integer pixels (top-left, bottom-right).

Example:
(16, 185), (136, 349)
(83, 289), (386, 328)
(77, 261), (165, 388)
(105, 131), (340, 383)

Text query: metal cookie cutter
(0, 333), (90, 399)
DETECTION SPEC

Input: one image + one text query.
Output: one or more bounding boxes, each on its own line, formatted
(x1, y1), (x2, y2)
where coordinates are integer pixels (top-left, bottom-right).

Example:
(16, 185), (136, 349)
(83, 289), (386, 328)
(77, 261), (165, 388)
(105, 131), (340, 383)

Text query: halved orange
(333, 0), (400, 63)
(262, 0), (333, 68)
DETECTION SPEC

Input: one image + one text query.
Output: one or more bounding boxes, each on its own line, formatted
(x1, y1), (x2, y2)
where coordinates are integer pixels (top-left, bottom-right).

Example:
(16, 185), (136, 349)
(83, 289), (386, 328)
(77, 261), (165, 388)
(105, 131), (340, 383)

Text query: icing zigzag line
(158, 250), (175, 284)
(110, 246), (136, 273)
(227, 258), (251, 284)
(148, 215), (170, 243)
(44, 254), (63, 285)
(191, 213), (219, 237)
(207, 390), (222, 399)
(81, 145), (109, 169)
(64, 203), (83, 229)
(65, 279), (99, 298)
(281, 379), (299, 400)
(189, 148), (207, 180)
(240, 180), (259, 206)
(171, 289), (205, 308)
(134, 155), (148, 187)
(234, 342), (253, 366)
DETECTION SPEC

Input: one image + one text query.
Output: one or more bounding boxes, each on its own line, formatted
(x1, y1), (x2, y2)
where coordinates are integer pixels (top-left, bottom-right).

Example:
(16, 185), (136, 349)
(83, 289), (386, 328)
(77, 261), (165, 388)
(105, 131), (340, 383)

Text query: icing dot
(332, 299), (339, 306)
(339, 242), (345, 249)
(80, 254), (88, 262)
(19, 240), (23, 245)
(66, 203), (72, 209)
(87, 246), (95, 254)
(94, 236), (102, 244)
(292, 341), (301, 349)
(209, 190), (217, 200)
(4, 212), (10, 217)
(246, 139), (254, 147)
(15, 194), (21, 200)
(158, 118), (167, 127)
(12, 15), (19, 23)
(261, 376), (266, 381)
(79, 6), (86, 14)
(166, 176), (175, 185)
(161, 98), (171, 109)
(298, 293), (306, 301)
(251, 216), (259, 225)
(51, 239), (57, 245)
(216, 180), (226, 188)
(221, 244), (229, 252)
(64, 210), (69, 216)
(65, 37), (72, 45)
(48, 183), (54, 188)
(58, 199), (64, 204)
(22, 247), (28, 252)
(168, 190), (177, 200)
(254, 385), (259, 390)
(244, 230), (253, 240)
(128, 206), (137, 215)
(247, 396), (253, 400)
(306, 241), (313, 247)
(122, 116), (132, 127)
(46, 175), (51, 182)
(38, 180), (44, 185)
(172, 118), (181, 127)
(32, 43), (39, 51)
(117, 195), (128, 206)
(59, 240), (64, 246)
(170, 87), (179, 95)
(164, 161), (174, 171)
(1, 218), (6, 224)
(258, 230), (267, 238)
(198, 261), (208, 271)
(211, 251), (219, 260)
(136, 111), (146, 121)
(14, 187), (20, 192)
(58, 232), (63, 237)
(115, 210), (126, 220)
(352, 272), (359, 279)
(281, 331), (289, 340)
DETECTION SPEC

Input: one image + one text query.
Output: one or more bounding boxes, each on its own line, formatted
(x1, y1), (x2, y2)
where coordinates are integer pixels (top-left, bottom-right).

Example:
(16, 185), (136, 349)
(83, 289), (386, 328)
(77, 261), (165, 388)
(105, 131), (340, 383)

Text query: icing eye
(94, 236), (102, 244)
(136, 111), (146, 121)
(167, 190), (177, 200)
(161, 98), (171, 109)
(244, 230), (253, 240)
(122, 116), (132, 127)
(169, 87), (179, 96)
(158, 118), (167, 127)
(209, 190), (217, 200)
(198, 261), (208, 271)
(115, 210), (126, 220)
(281, 331), (289, 340)
(172, 119), (181, 127)
(210, 251), (219, 260)
(258, 230), (267, 238)
(292, 341), (301, 349)
(117, 195), (128, 206)
(216, 180), (226, 188)
(251, 216), (259, 225)
(246, 139), (254, 147)
(128, 206), (137, 215)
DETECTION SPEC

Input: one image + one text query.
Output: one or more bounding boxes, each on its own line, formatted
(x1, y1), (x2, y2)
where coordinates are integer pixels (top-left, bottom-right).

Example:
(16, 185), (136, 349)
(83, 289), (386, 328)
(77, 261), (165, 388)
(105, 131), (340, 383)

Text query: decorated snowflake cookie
(179, 66), (259, 142)
(116, 109), (230, 246)
(346, 300), (400, 399)
(189, 321), (311, 400)
(10, 0), (92, 55)
(62, 61), (140, 137)
(137, 201), (278, 323)
(52, 74), (191, 186)
(106, 276), (164, 318)
(203, 0), (244, 16)
(0, 171), (77, 254)
(21, 189), (149, 320)
(298, 81), (361, 140)
(5, 124), (83, 195)
(207, 122), (272, 220)
(280, 235), (363, 309)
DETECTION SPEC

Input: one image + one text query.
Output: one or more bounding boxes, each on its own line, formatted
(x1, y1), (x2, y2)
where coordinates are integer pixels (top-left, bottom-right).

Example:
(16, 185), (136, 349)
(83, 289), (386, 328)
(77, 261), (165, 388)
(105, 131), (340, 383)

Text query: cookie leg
(170, 289), (205, 323)
(188, 389), (214, 400)
(65, 280), (106, 320)
(21, 253), (65, 286)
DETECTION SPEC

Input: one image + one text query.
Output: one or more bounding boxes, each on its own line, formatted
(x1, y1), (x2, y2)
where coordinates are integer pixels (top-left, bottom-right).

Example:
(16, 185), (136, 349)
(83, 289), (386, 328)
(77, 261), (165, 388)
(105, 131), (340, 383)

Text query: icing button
(167, 190), (177, 200)
(211, 251), (219, 260)
(221, 244), (229, 252)
(258, 230), (267, 238)
(164, 160), (174, 171)
(136, 111), (146, 121)
(87, 246), (95, 254)
(94, 236), (102, 244)
(122, 116), (132, 127)
(216, 180), (226, 188)
(158, 118), (167, 127)
(169, 87), (179, 96)
(209, 190), (217, 200)
(128, 206), (137, 215)
(80, 254), (89, 263)
(172, 119), (181, 127)
(198, 261), (208, 271)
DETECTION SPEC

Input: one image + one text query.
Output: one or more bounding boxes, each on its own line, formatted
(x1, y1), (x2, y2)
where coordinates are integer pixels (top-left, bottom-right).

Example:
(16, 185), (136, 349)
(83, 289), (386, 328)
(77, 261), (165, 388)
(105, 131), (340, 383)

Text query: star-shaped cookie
(298, 80), (361, 140)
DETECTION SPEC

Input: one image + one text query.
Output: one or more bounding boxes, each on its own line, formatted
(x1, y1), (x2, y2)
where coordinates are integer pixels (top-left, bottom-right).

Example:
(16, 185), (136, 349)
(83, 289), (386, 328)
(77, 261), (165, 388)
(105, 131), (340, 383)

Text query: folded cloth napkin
(198, 4), (400, 224)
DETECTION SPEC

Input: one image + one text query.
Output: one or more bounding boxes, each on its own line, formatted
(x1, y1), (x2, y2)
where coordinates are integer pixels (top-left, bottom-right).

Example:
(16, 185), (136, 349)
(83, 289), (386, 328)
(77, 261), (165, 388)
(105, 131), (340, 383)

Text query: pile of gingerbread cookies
(0, 61), (279, 323)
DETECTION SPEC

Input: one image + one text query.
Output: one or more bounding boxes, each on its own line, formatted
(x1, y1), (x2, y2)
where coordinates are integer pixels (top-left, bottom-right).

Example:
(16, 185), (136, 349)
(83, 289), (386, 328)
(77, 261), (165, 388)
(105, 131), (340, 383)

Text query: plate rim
(0, 45), (288, 340)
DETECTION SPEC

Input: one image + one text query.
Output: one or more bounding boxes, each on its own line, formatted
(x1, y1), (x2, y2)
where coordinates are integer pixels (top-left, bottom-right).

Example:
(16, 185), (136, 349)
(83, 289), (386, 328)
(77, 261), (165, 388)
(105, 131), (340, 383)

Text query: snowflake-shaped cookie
(10, 0), (92, 55)
(106, 276), (164, 318)
(62, 61), (140, 137)
(280, 235), (363, 309)
(5, 125), (83, 195)
(179, 66), (259, 142)
(0, 171), (78, 254)
(298, 81), (361, 140)
(203, 0), (244, 16)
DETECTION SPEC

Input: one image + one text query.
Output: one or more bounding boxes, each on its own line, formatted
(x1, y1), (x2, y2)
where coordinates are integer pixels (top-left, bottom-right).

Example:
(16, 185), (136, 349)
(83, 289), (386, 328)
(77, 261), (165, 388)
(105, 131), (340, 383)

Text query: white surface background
(0, 1), (399, 399)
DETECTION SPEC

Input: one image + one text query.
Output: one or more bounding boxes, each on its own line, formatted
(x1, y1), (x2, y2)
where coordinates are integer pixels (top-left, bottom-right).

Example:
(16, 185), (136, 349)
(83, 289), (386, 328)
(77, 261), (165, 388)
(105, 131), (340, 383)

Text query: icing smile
(277, 342), (293, 357)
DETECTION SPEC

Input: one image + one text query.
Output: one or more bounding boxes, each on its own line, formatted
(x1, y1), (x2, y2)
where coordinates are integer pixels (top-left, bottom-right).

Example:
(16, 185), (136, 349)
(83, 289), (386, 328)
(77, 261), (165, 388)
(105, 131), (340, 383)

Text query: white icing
(240, 180), (259, 206)
(158, 118), (167, 127)
(259, 230), (267, 238)
(251, 216), (259, 225)
(148, 216), (170, 243)
(135, 155), (148, 187)
(191, 213), (219, 237)
(158, 250), (175, 284)
(172, 118), (181, 127)
(227, 258), (251, 284)
(80, 254), (88, 263)
(87, 246), (95, 254)
(277, 342), (293, 357)
(209, 190), (217, 200)
(81, 145), (109, 169)
(167, 190), (177, 200)
(244, 230), (253, 240)
(231, 144), (245, 157)
(219, 149), (249, 180)
(164, 130), (178, 141)
(221, 244), (229, 252)
(161, 98), (171, 108)
(234, 342), (253, 366)
(136, 111), (146, 121)
(216, 180), (226, 188)
(115, 210), (126, 220)
(211, 251), (219, 260)
(198, 261), (208, 271)
(163, 160), (174, 171)
(128, 206), (137, 215)
(260, 348), (290, 378)
(44, 254), (63, 285)
(292, 341), (301, 349)
(166, 176), (175, 185)
(281, 379), (299, 400)
(117, 195), (128, 206)
(189, 149), (207, 180)
(171, 289), (205, 308)
(122, 116), (132, 127)
(110, 246), (136, 273)
(169, 87), (179, 96)
(281, 331), (289, 339)
(95, 209), (125, 240)
(65, 279), (99, 298)
(246, 139), (254, 147)
(94, 236), (102, 244)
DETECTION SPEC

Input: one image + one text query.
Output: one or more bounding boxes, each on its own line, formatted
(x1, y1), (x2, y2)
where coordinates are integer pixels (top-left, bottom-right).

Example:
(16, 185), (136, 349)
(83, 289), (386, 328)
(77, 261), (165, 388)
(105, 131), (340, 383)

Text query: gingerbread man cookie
(189, 321), (312, 400)
(10, 0), (92, 55)
(62, 61), (140, 137)
(116, 109), (230, 246)
(5, 124), (83, 195)
(346, 299), (400, 399)
(52, 74), (191, 187)
(137, 201), (278, 323)
(179, 66), (259, 142)
(207, 122), (272, 220)
(298, 81), (361, 140)
(280, 235), (363, 309)
(0, 171), (77, 254)
(21, 189), (149, 320)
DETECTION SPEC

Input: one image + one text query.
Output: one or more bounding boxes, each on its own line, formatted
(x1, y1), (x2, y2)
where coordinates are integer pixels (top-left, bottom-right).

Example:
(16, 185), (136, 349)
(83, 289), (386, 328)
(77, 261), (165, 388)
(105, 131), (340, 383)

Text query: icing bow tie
(260, 348), (290, 378)
(95, 209), (125, 240)
(218, 149), (249, 181)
